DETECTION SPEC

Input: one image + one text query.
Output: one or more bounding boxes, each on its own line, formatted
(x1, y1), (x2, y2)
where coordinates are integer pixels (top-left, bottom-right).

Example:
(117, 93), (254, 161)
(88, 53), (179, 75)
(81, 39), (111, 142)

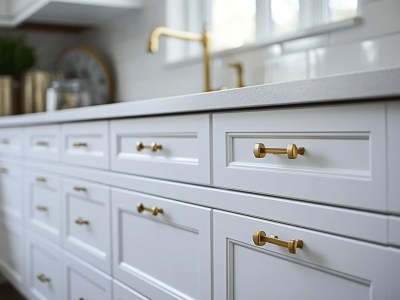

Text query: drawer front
(0, 127), (23, 155)
(61, 121), (109, 169)
(27, 234), (63, 300)
(26, 170), (61, 244)
(110, 114), (211, 184)
(0, 221), (25, 291)
(62, 178), (111, 273)
(112, 188), (212, 300)
(64, 252), (112, 300)
(25, 125), (61, 161)
(0, 159), (23, 221)
(213, 210), (388, 300)
(213, 103), (387, 211)
(388, 101), (400, 213)
(114, 280), (150, 300)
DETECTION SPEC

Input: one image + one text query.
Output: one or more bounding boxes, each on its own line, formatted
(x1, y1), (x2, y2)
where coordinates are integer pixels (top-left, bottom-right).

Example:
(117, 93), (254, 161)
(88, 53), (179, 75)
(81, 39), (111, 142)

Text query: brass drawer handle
(75, 217), (90, 225)
(137, 203), (163, 216)
(253, 230), (304, 254)
(36, 273), (51, 283)
(36, 205), (48, 212)
(0, 167), (8, 174)
(73, 186), (86, 192)
(36, 176), (46, 182)
(254, 143), (305, 159)
(36, 140), (49, 146)
(136, 141), (162, 152)
(73, 142), (88, 148)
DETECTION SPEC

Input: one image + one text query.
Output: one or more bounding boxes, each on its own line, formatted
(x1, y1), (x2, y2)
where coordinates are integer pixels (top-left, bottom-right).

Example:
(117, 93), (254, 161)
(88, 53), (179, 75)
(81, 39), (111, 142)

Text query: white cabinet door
(0, 220), (25, 293)
(112, 187), (212, 300)
(64, 252), (112, 300)
(113, 280), (149, 300)
(213, 210), (389, 300)
(25, 125), (61, 161)
(26, 233), (64, 300)
(0, 159), (24, 222)
(25, 170), (61, 244)
(62, 177), (111, 273)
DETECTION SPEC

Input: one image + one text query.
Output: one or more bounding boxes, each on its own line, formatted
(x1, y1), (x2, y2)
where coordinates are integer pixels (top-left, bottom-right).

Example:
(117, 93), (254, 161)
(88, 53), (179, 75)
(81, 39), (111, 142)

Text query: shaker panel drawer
(213, 103), (387, 211)
(0, 127), (23, 155)
(25, 125), (60, 161)
(61, 121), (109, 169)
(0, 159), (23, 222)
(64, 252), (112, 300)
(110, 114), (211, 184)
(112, 187), (212, 300)
(213, 210), (389, 300)
(26, 170), (61, 244)
(27, 234), (63, 300)
(62, 178), (111, 273)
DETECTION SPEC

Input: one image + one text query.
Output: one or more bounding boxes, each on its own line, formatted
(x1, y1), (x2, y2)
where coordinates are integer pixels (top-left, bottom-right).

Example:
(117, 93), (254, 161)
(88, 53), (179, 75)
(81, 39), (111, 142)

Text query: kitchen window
(167, 0), (359, 63)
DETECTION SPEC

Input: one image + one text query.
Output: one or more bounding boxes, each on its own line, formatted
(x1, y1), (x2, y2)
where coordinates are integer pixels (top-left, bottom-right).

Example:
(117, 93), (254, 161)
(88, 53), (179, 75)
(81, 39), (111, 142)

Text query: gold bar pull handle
(75, 217), (90, 225)
(36, 205), (48, 212)
(253, 230), (304, 254)
(36, 176), (46, 182)
(73, 142), (88, 148)
(73, 186), (86, 192)
(137, 203), (163, 216)
(254, 143), (305, 159)
(136, 141), (162, 152)
(36, 273), (51, 283)
(36, 140), (49, 146)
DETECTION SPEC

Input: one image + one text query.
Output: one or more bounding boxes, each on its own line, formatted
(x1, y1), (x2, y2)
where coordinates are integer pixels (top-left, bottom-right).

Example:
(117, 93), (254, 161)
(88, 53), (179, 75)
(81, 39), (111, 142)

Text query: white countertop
(1, 67), (399, 127)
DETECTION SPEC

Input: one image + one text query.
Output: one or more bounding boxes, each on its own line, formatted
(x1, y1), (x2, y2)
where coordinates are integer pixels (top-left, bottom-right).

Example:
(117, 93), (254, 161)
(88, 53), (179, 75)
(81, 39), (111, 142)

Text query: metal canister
(0, 75), (13, 115)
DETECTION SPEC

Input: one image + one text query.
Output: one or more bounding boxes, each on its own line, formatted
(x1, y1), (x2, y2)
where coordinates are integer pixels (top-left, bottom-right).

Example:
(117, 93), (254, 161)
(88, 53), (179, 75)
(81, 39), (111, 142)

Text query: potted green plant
(0, 36), (35, 114)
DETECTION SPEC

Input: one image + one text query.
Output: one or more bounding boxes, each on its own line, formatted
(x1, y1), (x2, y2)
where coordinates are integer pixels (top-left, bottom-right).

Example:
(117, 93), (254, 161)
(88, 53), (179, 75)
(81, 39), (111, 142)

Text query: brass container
(22, 70), (52, 113)
(0, 75), (13, 116)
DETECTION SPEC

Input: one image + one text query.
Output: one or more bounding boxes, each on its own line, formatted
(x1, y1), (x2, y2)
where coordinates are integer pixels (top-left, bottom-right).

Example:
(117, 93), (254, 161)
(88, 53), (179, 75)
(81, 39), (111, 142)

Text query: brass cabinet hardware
(253, 143), (305, 159)
(253, 230), (304, 254)
(73, 186), (86, 192)
(36, 176), (46, 182)
(77, 298), (85, 300)
(136, 141), (162, 152)
(36, 205), (48, 212)
(36, 273), (51, 283)
(36, 140), (49, 146)
(0, 167), (8, 174)
(73, 142), (88, 147)
(0, 139), (10, 144)
(137, 203), (164, 216)
(228, 62), (244, 88)
(75, 217), (90, 225)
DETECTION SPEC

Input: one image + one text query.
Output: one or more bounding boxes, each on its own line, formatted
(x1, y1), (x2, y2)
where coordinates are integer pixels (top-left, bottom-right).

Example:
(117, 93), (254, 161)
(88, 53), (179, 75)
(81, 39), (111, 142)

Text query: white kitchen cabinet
(64, 251), (112, 300)
(25, 125), (61, 162)
(213, 210), (389, 300)
(25, 169), (61, 244)
(0, 0), (143, 27)
(388, 101), (400, 213)
(113, 280), (150, 300)
(112, 187), (212, 300)
(0, 127), (24, 156)
(62, 177), (111, 274)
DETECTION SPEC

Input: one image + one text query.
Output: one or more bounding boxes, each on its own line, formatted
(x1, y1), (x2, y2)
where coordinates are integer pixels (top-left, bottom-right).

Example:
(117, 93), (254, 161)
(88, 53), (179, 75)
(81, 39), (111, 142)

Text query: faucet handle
(228, 61), (244, 88)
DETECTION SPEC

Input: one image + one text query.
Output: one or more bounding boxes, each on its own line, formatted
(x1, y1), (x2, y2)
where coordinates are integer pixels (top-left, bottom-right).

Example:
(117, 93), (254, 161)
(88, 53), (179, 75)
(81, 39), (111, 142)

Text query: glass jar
(46, 79), (91, 111)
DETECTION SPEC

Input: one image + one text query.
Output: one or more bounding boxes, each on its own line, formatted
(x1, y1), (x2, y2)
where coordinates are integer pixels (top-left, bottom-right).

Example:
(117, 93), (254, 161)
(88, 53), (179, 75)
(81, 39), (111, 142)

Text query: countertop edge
(0, 67), (399, 127)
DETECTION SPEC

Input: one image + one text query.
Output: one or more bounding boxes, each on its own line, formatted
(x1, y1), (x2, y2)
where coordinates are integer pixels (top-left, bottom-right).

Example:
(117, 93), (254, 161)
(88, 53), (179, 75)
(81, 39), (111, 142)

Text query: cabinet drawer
(0, 127), (23, 155)
(0, 159), (23, 222)
(114, 280), (149, 300)
(388, 101), (400, 213)
(213, 103), (386, 211)
(213, 210), (389, 300)
(25, 125), (60, 161)
(62, 178), (111, 273)
(0, 221), (25, 292)
(27, 234), (63, 300)
(110, 114), (211, 184)
(64, 252), (112, 300)
(112, 187), (212, 300)
(61, 121), (109, 169)
(26, 170), (61, 244)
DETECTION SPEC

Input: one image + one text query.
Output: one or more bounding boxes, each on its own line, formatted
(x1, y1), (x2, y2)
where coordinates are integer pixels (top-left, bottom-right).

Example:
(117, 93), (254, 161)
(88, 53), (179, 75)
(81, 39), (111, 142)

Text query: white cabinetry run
(0, 71), (399, 299)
